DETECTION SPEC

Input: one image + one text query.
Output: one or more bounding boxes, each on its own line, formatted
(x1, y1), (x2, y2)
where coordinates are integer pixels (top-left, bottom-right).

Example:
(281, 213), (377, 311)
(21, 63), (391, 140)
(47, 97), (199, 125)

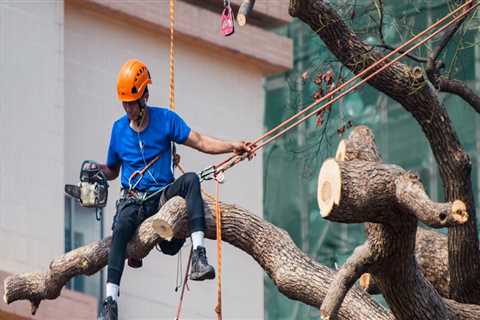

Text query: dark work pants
(107, 172), (206, 285)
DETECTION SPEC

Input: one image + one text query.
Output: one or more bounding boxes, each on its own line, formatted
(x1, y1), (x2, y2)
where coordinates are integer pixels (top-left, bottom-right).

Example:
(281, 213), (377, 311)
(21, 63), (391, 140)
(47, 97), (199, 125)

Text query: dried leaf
(324, 69), (334, 85)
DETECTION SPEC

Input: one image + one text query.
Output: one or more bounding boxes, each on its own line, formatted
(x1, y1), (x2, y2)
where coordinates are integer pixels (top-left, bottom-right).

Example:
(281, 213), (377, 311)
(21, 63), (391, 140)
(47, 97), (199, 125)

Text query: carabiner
(198, 165), (216, 182)
(128, 170), (144, 191)
(214, 171), (225, 184)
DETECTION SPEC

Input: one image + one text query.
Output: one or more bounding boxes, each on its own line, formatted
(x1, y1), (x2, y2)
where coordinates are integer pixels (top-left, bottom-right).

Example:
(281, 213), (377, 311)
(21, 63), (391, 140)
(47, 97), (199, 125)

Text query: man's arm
(99, 163), (120, 181)
(184, 130), (253, 156)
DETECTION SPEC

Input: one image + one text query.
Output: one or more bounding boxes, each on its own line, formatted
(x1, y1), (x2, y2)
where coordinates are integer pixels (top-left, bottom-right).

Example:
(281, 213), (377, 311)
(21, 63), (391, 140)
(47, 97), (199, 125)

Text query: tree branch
(290, 0), (480, 303)
(317, 158), (467, 228)
(395, 172), (468, 227)
(438, 77), (480, 113)
(4, 196), (393, 320)
(375, 44), (428, 63)
(425, 1), (480, 115)
(338, 127), (453, 298)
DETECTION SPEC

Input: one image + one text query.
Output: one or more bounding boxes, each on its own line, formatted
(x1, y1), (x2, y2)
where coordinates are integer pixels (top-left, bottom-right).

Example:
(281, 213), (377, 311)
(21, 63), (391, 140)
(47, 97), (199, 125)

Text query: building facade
(0, 1), (292, 319)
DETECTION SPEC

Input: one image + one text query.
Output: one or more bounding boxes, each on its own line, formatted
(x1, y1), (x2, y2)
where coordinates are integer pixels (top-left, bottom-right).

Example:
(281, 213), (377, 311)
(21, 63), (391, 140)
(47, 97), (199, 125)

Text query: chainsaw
(65, 160), (109, 220)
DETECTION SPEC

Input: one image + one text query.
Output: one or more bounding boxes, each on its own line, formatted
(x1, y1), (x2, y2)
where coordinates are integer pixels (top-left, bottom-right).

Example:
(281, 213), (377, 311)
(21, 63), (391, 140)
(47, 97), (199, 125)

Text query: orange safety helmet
(117, 59), (152, 102)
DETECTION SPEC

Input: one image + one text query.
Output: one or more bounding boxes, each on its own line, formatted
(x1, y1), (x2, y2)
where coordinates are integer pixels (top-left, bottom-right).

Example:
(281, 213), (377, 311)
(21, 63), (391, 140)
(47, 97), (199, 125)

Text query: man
(98, 59), (252, 320)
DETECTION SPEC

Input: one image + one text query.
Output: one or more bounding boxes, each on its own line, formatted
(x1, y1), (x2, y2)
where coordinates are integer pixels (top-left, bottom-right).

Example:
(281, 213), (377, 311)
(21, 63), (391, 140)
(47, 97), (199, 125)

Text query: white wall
(0, 1), (64, 273)
(65, 2), (264, 319)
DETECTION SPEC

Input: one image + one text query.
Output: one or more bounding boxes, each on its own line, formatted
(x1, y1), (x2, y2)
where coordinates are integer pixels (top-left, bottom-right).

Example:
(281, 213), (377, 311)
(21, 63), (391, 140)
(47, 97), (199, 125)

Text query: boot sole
(190, 270), (216, 281)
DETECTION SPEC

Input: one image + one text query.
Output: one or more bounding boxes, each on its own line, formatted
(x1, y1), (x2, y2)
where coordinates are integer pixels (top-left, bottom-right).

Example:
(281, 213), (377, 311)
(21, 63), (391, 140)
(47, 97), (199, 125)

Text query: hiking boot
(190, 246), (215, 281)
(102, 296), (118, 320)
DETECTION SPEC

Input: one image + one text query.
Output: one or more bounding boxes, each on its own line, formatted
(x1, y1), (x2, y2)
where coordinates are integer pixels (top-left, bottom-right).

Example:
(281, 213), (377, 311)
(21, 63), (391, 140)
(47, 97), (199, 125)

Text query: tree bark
(318, 125), (476, 319)
(337, 126), (453, 299)
(4, 196), (392, 319)
(289, 0), (480, 304)
(318, 159), (467, 227)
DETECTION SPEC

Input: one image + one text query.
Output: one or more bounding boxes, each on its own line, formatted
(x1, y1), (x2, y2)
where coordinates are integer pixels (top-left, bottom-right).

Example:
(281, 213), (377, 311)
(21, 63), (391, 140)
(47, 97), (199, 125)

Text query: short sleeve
(169, 111), (191, 144)
(106, 125), (120, 168)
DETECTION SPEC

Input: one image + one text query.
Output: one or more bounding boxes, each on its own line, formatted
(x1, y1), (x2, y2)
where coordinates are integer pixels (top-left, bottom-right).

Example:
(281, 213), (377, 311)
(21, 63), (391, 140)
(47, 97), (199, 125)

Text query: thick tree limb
(360, 228), (452, 299)
(150, 197), (393, 319)
(317, 158), (467, 228)
(4, 196), (392, 319)
(289, 0), (480, 303)
(415, 227), (450, 297)
(338, 126), (452, 298)
(318, 125), (478, 319)
(395, 173), (468, 228)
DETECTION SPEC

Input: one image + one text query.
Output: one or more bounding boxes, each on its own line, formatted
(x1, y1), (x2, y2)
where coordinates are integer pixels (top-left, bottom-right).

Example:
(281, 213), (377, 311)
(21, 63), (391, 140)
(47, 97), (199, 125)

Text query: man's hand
(98, 163), (120, 181)
(232, 141), (256, 160)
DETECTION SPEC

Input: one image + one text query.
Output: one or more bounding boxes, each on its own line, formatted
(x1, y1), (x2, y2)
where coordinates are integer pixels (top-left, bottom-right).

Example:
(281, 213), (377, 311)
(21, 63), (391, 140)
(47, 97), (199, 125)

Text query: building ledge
(79, 0), (293, 75)
(0, 270), (97, 320)
(181, 0), (292, 28)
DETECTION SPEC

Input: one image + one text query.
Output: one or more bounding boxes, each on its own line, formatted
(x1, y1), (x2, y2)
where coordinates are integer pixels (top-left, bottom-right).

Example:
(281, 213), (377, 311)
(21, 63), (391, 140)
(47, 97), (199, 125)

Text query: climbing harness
(221, 0), (235, 36)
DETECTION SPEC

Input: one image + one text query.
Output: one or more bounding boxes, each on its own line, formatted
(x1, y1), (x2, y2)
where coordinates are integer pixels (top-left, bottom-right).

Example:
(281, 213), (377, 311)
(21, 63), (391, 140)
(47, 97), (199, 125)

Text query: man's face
(122, 100), (141, 122)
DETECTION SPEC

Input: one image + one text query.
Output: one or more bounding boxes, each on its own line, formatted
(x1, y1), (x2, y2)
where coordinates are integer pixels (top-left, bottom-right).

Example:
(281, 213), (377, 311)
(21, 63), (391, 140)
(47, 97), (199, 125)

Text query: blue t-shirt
(106, 106), (191, 191)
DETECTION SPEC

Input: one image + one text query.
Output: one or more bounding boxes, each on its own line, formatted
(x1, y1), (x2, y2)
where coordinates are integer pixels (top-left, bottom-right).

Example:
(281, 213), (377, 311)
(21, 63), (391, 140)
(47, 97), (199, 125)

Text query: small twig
(438, 78), (480, 113)
(375, 44), (428, 63)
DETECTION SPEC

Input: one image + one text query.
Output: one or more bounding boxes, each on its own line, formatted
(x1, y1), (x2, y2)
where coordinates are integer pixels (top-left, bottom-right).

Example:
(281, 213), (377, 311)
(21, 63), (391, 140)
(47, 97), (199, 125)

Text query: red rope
(213, 1), (477, 174)
(175, 247), (193, 320)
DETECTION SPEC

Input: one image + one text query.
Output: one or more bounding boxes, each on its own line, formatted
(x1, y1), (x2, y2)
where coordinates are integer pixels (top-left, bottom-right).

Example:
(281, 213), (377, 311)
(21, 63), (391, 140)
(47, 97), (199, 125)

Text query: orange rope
(214, 179), (223, 320)
(169, 0), (175, 111)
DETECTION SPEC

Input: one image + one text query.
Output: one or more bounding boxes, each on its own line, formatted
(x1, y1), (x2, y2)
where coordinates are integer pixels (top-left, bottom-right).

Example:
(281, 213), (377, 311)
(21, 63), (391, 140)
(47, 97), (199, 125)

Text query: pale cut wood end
(152, 220), (173, 241)
(452, 200), (468, 224)
(359, 273), (372, 291)
(237, 14), (247, 26)
(318, 159), (342, 217)
(335, 139), (347, 161)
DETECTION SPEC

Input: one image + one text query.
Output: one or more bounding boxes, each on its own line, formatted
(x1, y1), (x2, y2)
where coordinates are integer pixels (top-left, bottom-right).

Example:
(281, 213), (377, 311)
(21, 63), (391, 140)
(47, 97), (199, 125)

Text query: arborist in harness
(90, 59), (252, 320)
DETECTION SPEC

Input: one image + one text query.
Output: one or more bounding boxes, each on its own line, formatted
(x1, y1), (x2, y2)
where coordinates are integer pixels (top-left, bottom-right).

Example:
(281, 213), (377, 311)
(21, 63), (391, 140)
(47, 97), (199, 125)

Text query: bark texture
(318, 125), (478, 320)
(4, 195), (392, 319)
(338, 126), (452, 299)
(289, 0), (480, 303)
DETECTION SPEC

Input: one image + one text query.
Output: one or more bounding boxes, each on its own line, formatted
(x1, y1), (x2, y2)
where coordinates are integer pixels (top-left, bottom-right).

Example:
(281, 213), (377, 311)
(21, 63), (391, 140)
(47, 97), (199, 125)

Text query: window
(64, 196), (104, 305)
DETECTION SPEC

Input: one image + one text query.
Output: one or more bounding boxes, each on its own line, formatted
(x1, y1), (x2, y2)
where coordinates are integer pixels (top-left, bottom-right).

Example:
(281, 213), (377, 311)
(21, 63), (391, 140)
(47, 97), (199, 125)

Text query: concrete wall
(0, 1), (96, 318)
(0, 0), (64, 274)
(65, 1), (264, 319)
